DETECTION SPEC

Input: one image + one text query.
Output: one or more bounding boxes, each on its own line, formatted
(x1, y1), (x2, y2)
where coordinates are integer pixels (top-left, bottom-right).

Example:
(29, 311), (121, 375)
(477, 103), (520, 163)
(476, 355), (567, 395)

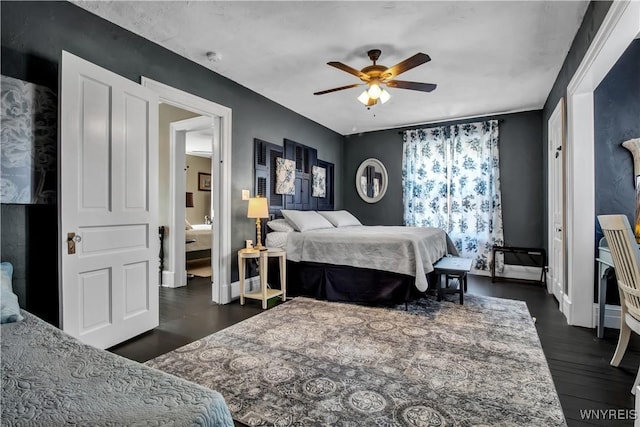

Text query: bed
(186, 223), (213, 262)
(1, 310), (234, 426)
(265, 212), (457, 304)
(186, 223), (213, 252)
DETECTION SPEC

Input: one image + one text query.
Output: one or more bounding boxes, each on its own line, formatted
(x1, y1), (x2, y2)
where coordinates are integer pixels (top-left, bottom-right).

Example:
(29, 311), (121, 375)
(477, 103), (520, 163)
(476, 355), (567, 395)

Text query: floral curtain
(402, 120), (504, 271)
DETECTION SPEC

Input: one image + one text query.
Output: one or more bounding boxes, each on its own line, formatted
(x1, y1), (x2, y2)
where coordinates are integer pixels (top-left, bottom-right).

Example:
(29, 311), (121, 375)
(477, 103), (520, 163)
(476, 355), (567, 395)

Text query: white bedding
(186, 224), (213, 252)
(266, 231), (289, 249)
(285, 226), (456, 292)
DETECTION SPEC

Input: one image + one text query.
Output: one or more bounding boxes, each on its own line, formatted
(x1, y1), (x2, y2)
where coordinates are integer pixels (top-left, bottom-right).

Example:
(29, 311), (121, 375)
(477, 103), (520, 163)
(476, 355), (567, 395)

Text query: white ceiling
(75, 1), (589, 136)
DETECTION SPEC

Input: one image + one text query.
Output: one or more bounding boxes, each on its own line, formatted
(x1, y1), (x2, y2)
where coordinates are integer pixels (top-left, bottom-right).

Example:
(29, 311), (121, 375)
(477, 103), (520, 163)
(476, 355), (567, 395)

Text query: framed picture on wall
(198, 172), (211, 191)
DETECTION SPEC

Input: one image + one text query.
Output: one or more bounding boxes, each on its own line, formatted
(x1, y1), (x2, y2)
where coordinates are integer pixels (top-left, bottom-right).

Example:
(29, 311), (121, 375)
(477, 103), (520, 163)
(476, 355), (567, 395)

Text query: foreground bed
(1, 311), (234, 426)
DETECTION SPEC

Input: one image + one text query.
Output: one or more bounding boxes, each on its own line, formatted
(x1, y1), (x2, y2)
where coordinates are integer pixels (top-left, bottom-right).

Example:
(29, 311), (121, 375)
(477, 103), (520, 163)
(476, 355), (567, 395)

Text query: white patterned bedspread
(1, 311), (234, 426)
(286, 226), (456, 292)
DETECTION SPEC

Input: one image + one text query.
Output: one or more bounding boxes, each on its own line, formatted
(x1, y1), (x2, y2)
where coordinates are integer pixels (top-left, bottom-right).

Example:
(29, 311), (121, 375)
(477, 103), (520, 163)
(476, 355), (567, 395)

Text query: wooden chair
(598, 214), (640, 394)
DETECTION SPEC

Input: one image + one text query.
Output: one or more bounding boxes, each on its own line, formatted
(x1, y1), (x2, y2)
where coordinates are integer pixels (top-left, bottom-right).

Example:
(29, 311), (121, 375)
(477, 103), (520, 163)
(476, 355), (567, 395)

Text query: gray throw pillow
(1, 262), (23, 324)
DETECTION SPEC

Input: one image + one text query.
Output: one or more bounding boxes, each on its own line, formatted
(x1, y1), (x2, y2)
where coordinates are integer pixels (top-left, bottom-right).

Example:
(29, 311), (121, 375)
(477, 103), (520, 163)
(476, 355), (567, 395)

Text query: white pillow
(281, 210), (334, 232)
(267, 218), (295, 233)
(317, 210), (362, 227)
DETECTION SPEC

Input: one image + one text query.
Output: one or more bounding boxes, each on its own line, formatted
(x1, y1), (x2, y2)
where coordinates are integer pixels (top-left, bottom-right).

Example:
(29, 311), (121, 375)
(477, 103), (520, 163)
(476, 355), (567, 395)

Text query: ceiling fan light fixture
(379, 88), (391, 104)
(357, 90), (370, 105)
(367, 82), (382, 99)
(315, 49), (436, 107)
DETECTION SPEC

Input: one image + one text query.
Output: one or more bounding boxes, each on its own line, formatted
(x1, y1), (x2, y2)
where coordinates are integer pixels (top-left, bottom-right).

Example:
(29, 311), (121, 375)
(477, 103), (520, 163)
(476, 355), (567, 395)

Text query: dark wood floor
(110, 277), (263, 362)
(110, 275), (639, 427)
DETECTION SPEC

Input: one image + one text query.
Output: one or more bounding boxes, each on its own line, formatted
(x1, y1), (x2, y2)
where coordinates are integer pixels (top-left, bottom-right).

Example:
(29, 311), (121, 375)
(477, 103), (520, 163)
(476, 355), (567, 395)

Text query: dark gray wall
(0, 1), (344, 323)
(0, 205), (58, 325)
(541, 1), (613, 251)
(594, 39), (640, 240)
(343, 111), (544, 249)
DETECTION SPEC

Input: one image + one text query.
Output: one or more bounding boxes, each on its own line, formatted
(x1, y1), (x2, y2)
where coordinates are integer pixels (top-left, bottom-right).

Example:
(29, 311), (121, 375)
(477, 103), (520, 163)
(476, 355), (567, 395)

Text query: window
(402, 120), (503, 270)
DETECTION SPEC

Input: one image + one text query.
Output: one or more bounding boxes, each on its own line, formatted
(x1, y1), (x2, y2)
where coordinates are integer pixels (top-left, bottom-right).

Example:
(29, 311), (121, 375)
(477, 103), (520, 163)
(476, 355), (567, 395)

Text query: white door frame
(142, 77), (232, 304)
(165, 116), (215, 289)
(564, 0), (639, 327)
(547, 97), (565, 302)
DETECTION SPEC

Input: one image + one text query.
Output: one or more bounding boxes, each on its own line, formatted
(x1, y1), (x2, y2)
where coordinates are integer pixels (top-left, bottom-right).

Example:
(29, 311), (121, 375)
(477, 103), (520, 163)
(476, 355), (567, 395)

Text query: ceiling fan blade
(327, 61), (370, 81)
(383, 53), (431, 80)
(386, 80), (437, 92)
(313, 83), (362, 95)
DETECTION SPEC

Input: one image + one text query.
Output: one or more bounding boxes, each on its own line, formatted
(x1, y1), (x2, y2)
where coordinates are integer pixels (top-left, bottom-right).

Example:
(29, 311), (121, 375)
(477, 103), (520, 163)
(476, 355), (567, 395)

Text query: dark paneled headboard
(254, 138), (335, 240)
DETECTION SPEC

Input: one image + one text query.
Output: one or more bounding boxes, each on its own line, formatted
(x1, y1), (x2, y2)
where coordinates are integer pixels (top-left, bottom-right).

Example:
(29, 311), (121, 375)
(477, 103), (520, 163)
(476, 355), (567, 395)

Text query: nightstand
(238, 248), (286, 309)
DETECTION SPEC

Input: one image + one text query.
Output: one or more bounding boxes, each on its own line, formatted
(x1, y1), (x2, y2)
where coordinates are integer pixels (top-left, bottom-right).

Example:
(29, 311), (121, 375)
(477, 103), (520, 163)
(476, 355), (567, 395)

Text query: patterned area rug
(146, 295), (565, 426)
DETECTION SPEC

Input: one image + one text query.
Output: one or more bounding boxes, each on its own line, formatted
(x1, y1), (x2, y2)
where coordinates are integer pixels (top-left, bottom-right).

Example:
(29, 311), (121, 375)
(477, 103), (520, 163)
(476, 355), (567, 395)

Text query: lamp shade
(186, 192), (194, 208)
(357, 90), (370, 105)
(247, 197), (268, 218)
(379, 88), (391, 104)
(367, 82), (382, 99)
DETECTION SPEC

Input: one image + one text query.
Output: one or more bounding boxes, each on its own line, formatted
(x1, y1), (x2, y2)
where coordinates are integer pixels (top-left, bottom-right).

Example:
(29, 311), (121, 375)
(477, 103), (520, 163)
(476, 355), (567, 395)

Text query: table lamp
(247, 196), (269, 250)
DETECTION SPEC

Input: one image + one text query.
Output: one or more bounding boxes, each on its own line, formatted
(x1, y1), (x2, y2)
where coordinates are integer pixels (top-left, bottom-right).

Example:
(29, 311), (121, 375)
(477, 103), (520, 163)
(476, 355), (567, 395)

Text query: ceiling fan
(314, 49), (437, 107)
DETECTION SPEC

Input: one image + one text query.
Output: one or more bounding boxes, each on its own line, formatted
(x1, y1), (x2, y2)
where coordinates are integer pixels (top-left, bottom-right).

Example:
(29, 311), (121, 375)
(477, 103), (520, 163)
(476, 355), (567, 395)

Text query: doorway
(143, 77), (232, 305)
(158, 109), (216, 288)
(185, 125), (215, 280)
(563, 1), (640, 327)
(172, 115), (215, 287)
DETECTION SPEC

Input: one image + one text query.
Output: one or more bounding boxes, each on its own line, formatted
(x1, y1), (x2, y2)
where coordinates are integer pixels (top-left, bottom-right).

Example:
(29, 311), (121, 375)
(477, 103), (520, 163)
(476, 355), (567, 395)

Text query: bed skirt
(187, 249), (210, 261)
(269, 259), (431, 304)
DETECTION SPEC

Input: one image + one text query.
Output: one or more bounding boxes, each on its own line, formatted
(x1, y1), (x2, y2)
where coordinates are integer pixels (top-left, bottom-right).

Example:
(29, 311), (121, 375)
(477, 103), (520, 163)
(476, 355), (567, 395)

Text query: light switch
(241, 189), (250, 200)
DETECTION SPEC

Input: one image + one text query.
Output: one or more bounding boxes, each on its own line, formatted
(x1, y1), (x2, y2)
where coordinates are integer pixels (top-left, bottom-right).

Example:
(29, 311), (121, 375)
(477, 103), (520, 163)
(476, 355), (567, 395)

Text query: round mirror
(355, 158), (388, 203)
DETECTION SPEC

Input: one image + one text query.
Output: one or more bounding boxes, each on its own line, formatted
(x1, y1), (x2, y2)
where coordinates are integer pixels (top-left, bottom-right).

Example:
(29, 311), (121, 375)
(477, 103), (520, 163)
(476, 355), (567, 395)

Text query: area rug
(186, 257), (212, 277)
(146, 295), (566, 426)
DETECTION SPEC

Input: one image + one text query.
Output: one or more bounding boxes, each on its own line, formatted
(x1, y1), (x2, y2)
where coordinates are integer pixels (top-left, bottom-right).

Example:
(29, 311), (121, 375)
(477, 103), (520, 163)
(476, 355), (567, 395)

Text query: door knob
(67, 232), (81, 254)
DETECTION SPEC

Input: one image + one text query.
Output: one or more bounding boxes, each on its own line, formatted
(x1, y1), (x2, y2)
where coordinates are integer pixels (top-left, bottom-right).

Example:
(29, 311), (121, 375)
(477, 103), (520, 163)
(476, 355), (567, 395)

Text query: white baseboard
(227, 276), (261, 302)
(563, 294), (572, 324)
(220, 282), (232, 305)
(592, 303), (621, 330)
(161, 270), (186, 288)
(471, 269), (490, 277)
(474, 264), (544, 282)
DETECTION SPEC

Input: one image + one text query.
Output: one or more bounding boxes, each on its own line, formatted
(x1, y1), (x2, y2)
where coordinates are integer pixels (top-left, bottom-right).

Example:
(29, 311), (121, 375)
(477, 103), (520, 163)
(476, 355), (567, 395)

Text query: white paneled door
(548, 98), (565, 305)
(60, 52), (159, 349)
